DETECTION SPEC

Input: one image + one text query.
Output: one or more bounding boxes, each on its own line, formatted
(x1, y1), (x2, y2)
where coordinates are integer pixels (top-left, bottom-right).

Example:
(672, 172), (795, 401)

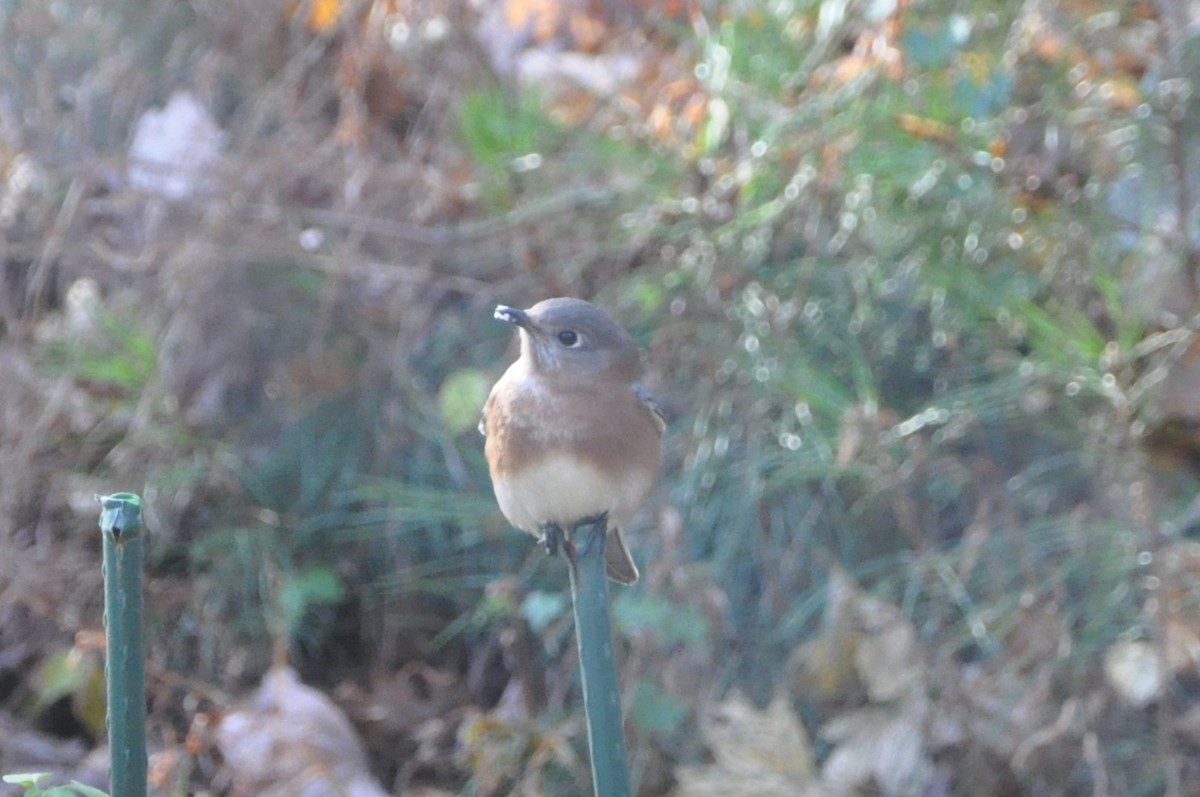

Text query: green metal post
(97, 492), (147, 797)
(568, 523), (632, 797)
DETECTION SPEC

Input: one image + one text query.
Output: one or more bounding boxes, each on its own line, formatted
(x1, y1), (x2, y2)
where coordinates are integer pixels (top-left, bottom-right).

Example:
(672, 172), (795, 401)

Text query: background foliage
(3, 0), (1200, 795)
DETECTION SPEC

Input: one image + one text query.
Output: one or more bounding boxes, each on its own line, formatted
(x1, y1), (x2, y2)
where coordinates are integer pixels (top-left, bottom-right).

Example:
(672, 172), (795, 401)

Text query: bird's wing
(478, 390), (494, 437)
(632, 383), (667, 436)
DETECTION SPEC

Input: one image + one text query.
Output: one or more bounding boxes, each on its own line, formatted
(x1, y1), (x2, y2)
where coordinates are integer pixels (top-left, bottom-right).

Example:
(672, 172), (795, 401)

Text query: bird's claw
(542, 522), (565, 558)
(540, 515), (607, 572)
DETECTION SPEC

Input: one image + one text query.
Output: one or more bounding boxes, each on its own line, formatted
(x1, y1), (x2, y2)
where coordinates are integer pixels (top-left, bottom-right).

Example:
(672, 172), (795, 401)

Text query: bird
(480, 297), (664, 585)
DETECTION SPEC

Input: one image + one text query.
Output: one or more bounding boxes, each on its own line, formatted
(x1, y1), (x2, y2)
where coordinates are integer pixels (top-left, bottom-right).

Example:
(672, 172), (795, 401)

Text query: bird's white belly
(494, 452), (649, 535)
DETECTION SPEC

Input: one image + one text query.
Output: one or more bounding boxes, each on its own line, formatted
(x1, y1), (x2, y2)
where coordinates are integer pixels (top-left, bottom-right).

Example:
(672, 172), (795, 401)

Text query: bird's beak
(494, 305), (533, 329)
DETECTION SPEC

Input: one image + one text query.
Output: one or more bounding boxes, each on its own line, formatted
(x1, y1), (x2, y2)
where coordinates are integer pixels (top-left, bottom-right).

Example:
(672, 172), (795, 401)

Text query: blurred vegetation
(3, 0), (1200, 795)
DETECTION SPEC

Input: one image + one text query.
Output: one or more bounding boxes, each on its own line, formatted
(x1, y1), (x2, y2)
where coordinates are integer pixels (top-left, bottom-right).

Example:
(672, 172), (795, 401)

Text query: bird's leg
(572, 512), (609, 559)
(542, 521), (565, 558)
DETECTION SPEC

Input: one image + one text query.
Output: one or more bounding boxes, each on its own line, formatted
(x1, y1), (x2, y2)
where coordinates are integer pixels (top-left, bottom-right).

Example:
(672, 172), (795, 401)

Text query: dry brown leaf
(307, 0), (344, 33)
(789, 633), (859, 701)
(640, 76), (709, 148)
(788, 567), (862, 701)
(705, 691), (816, 781)
(281, 0), (344, 33)
(673, 691), (818, 796)
(457, 708), (583, 795)
(673, 768), (821, 797)
(216, 666), (389, 797)
(1097, 77), (1141, 112)
(783, 567), (933, 792)
(896, 113), (955, 144)
(855, 622), (921, 702)
(789, 566), (924, 703)
(1130, 542), (1200, 679)
(504, 0), (564, 44)
(854, 595), (922, 702)
(567, 9), (607, 52)
(820, 702), (931, 795)
(1103, 640), (1164, 707)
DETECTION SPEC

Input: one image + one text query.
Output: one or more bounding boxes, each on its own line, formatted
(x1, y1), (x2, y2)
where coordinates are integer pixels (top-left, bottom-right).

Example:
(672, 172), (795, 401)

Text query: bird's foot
(542, 522), (565, 558)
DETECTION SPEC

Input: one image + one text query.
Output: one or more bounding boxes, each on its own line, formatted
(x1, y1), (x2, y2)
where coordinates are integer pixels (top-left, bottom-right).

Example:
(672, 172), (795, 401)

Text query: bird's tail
(604, 526), (639, 585)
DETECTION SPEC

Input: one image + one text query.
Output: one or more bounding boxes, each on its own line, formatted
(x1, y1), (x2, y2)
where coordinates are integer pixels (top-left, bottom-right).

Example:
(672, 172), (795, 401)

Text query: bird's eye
(557, 330), (579, 347)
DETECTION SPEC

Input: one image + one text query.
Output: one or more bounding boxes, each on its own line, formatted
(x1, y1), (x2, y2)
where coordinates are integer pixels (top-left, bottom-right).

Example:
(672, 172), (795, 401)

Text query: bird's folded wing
(632, 383), (666, 436)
